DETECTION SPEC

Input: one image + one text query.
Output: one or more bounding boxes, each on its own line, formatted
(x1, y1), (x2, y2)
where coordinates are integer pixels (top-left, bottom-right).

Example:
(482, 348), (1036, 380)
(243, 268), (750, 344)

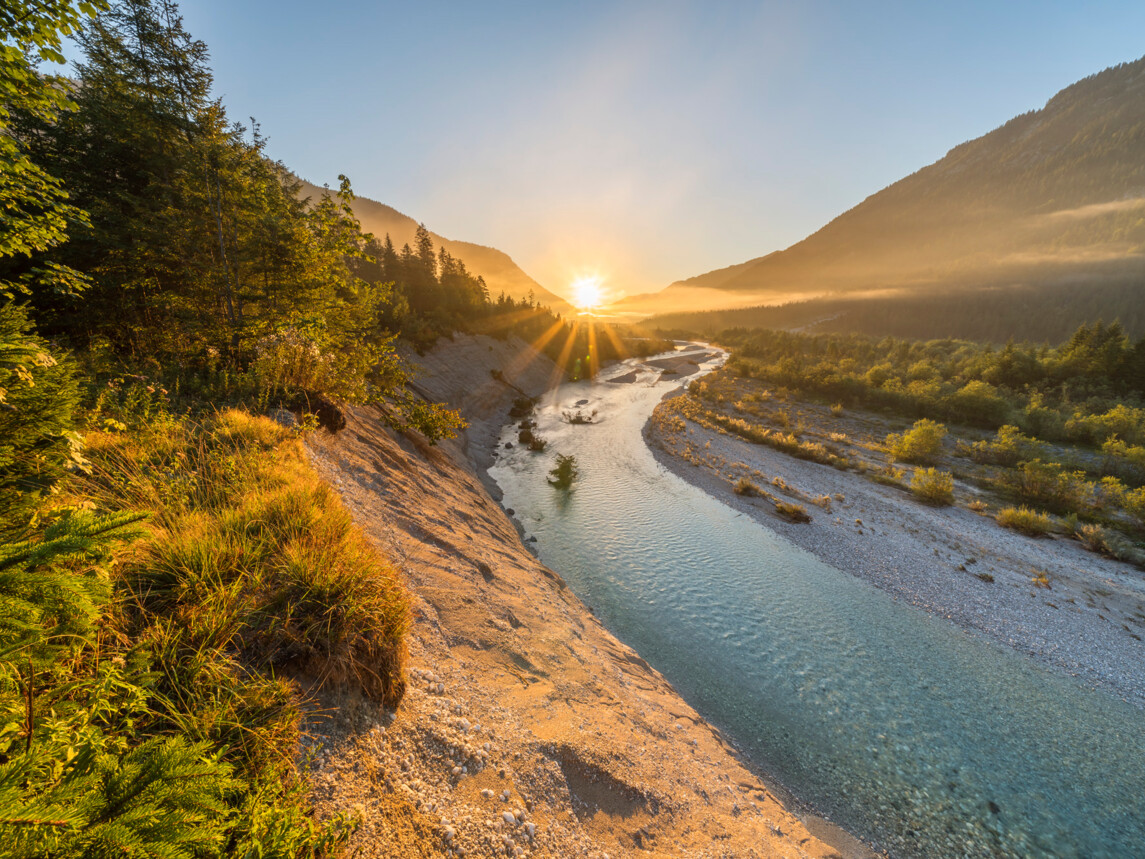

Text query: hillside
(296, 179), (573, 313)
(631, 55), (1145, 325)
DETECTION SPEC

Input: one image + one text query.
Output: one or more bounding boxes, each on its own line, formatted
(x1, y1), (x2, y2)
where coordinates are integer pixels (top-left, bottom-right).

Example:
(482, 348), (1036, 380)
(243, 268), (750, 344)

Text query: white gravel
(646, 388), (1145, 710)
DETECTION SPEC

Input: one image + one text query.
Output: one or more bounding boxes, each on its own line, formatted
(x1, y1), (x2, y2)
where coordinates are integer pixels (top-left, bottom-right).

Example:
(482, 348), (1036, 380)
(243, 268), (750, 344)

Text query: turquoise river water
(487, 348), (1145, 858)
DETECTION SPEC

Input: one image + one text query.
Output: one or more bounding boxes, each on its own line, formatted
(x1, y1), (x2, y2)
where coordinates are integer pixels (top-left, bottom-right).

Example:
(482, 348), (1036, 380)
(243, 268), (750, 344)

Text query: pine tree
(0, 1), (105, 300)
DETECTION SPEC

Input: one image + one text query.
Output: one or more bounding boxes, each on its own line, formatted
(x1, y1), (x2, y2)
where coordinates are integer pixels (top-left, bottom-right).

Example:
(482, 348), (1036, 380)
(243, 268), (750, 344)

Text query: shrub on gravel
(910, 467), (955, 505)
(996, 505), (1053, 537)
(886, 419), (947, 464)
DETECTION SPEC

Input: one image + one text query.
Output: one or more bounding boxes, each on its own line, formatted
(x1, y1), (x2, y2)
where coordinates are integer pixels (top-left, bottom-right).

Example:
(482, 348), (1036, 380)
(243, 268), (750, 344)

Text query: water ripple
(489, 355), (1145, 858)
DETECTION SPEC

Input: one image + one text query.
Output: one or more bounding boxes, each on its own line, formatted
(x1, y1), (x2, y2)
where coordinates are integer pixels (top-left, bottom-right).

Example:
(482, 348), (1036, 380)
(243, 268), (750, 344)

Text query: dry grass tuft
(775, 501), (811, 523)
(78, 410), (410, 711)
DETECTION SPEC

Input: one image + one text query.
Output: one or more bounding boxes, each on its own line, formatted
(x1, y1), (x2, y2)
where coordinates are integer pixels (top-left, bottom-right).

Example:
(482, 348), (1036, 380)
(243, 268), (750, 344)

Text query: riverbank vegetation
(655, 321), (1145, 566)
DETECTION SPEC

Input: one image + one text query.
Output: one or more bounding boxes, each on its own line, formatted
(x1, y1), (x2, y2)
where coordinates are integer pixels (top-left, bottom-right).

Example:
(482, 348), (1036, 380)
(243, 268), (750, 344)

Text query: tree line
(718, 321), (1145, 441)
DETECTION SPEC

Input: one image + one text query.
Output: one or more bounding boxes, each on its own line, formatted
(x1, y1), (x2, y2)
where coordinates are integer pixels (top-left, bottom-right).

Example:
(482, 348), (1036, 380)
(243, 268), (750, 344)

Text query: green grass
(29, 407), (414, 851)
(1, 403), (399, 855)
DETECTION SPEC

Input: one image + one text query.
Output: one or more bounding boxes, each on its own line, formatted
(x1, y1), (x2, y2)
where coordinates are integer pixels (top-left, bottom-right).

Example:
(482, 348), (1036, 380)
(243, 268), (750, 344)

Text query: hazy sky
(113, 1), (1145, 300)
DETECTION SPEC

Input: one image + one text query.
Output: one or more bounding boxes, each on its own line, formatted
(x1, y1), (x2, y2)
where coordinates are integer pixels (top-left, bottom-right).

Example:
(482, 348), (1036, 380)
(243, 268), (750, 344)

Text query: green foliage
(0, 504), (245, 858)
(0, 510), (143, 668)
(996, 506), (1054, 537)
(886, 419), (947, 464)
(0, 735), (239, 859)
(1065, 404), (1145, 446)
(1125, 486), (1145, 530)
(998, 460), (1093, 515)
(0, 304), (83, 537)
(910, 467), (955, 505)
(0, 405), (402, 858)
(688, 406), (845, 468)
(80, 409), (410, 708)
(0, 1), (105, 300)
(967, 425), (1046, 467)
(709, 323), (1145, 446)
(1101, 437), (1145, 485)
(945, 380), (1011, 427)
(548, 454), (579, 490)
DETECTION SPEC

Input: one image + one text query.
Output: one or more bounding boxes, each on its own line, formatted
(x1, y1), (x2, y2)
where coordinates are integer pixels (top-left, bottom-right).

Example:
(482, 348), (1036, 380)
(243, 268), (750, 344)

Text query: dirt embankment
(302, 334), (867, 859)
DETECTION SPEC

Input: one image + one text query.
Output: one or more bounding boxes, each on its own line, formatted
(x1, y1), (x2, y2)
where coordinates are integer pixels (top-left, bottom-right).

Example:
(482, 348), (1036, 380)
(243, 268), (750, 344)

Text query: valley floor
(645, 388), (1145, 710)
(300, 335), (869, 859)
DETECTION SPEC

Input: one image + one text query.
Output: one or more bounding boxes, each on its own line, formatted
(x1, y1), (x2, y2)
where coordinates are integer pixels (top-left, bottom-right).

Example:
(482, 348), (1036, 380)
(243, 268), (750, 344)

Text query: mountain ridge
(295, 178), (573, 313)
(630, 55), (1145, 318)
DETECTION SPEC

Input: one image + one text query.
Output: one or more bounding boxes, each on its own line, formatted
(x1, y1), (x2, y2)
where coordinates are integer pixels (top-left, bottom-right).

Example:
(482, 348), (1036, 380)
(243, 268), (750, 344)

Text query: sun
(570, 276), (603, 310)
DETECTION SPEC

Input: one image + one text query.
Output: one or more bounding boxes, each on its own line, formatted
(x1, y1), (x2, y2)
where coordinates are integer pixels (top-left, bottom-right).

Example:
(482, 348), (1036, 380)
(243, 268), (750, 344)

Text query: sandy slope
(301, 335), (867, 859)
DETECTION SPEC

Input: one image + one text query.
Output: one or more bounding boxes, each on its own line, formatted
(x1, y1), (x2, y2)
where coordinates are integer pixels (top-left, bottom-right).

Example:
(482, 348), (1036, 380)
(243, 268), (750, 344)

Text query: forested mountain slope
(295, 179), (572, 313)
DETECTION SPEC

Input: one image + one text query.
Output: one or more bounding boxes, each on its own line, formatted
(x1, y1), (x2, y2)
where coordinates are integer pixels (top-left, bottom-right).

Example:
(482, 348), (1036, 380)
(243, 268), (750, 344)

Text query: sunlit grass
(75, 408), (411, 772)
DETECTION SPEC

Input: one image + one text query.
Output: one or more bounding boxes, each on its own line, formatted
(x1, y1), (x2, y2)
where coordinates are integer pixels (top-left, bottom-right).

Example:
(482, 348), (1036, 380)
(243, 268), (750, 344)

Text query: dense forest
(715, 322), (1145, 438)
(0, 2), (659, 854)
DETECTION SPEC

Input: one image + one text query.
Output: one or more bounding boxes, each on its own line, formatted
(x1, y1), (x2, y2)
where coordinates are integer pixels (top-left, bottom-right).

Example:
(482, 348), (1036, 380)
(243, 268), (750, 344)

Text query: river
(487, 346), (1145, 858)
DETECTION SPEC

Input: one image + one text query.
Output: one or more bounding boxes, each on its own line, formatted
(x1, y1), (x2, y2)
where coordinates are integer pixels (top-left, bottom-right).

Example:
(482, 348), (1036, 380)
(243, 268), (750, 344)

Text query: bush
(1125, 486), (1145, 529)
(968, 425), (1045, 467)
(1065, 404), (1145, 446)
(1077, 523), (1113, 554)
(910, 467), (954, 505)
(996, 505), (1054, 536)
(1101, 437), (1145, 485)
(943, 380), (1011, 426)
(886, 418), (947, 464)
(548, 453), (578, 489)
(999, 460), (1092, 514)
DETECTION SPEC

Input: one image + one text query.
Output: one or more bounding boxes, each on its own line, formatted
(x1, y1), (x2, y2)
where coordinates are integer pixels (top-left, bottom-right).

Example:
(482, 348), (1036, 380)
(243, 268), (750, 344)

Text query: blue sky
(96, 1), (1145, 299)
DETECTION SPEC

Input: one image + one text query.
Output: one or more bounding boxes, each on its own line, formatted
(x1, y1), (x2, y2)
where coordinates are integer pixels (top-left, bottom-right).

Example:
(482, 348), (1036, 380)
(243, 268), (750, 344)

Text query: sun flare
(571, 276), (604, 309)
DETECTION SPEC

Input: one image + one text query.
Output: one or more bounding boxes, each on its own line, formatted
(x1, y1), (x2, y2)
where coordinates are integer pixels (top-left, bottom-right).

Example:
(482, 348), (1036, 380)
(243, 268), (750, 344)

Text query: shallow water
(488, 350), (1145, 858)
